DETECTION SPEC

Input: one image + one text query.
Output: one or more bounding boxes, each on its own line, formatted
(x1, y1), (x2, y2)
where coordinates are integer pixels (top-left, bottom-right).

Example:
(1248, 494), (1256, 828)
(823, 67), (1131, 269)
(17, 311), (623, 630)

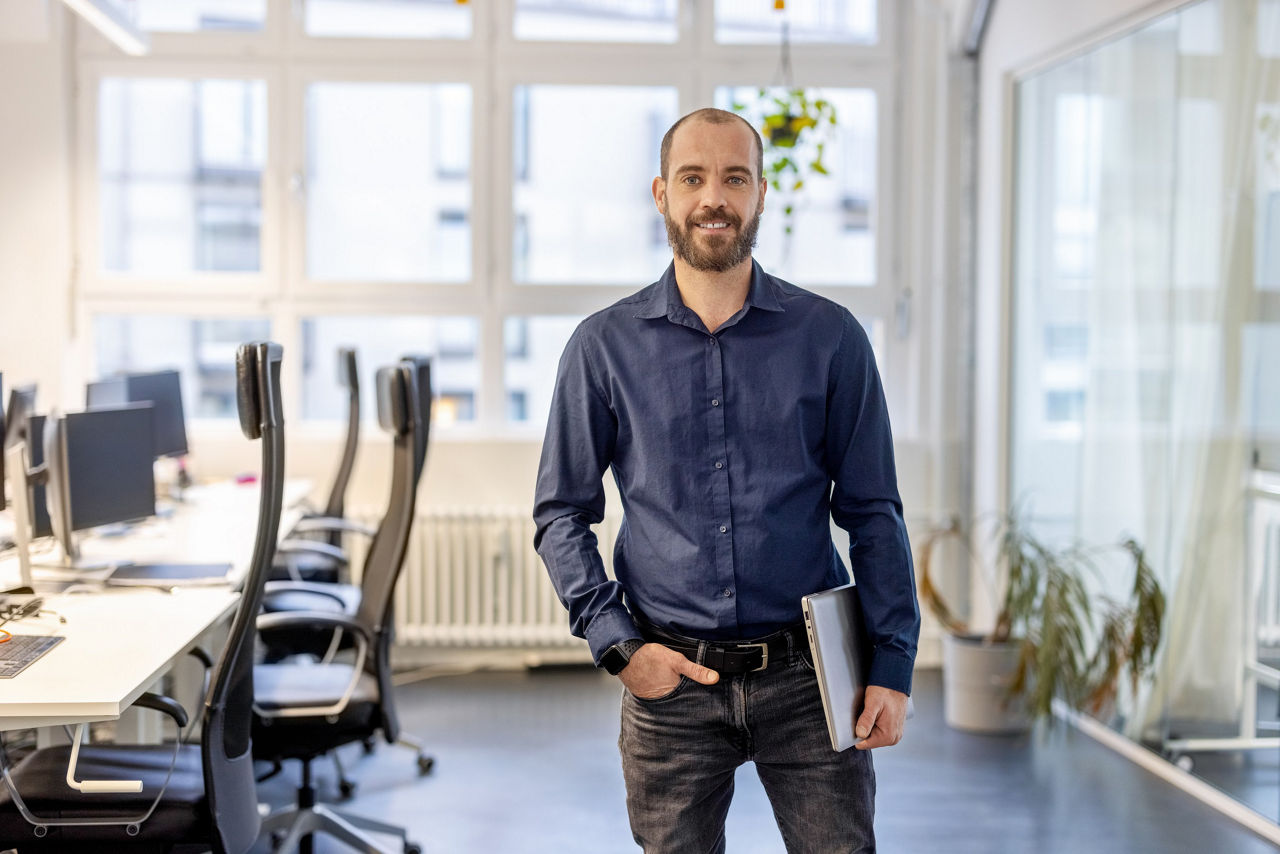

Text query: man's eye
(683, 176), (700, 185)
(728, 177), (745, 185)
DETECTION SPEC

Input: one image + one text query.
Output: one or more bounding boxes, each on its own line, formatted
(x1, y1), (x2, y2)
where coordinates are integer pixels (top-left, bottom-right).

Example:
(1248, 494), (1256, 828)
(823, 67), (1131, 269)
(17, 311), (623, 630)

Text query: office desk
(0, 478), (310, 733)
(0, 589), (237, 732)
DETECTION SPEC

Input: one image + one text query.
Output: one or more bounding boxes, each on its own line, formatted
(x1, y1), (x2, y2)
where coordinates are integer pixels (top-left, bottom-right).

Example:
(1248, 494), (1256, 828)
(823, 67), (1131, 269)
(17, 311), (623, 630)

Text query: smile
(696, 222), (730, 230)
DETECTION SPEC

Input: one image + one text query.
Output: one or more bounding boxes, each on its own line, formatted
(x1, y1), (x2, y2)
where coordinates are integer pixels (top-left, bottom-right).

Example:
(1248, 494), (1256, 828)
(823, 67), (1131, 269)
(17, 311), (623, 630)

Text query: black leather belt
(639, 622), (805, 674)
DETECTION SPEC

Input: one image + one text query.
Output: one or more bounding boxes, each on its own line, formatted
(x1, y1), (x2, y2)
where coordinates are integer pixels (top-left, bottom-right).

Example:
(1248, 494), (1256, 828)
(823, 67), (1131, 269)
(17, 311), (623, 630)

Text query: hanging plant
(733, 87), (838, 243)
(731, 20), (839, 246)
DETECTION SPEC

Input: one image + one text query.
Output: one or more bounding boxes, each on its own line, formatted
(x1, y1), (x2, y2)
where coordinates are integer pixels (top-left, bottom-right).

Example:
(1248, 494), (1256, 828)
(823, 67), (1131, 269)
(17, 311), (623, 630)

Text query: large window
(80, 2), (898, 433)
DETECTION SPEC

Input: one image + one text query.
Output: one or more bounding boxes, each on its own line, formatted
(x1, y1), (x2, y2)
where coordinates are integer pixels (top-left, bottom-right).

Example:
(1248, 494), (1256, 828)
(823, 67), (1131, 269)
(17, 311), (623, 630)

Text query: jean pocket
(797, 647), (817, 673)
(628, 675), (691, 704)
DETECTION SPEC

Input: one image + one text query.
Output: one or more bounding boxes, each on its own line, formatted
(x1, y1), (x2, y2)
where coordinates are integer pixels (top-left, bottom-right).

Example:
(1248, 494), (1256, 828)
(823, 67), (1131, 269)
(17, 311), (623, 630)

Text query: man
(533, 107), (918, 853)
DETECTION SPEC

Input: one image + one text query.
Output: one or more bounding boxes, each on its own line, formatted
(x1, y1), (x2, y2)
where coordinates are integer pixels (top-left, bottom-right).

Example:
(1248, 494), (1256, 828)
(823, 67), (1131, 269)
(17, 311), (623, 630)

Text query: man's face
(654, 119), (766, 273)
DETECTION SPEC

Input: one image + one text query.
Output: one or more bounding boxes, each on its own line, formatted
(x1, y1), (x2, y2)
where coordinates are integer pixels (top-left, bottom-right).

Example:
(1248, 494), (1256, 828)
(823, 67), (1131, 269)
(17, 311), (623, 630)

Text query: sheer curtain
(1010, 0), (1280, 751)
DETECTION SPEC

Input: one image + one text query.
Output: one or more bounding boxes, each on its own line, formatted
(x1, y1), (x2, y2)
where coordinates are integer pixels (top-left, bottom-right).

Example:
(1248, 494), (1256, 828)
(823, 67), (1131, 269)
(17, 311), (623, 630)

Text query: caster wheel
(1174, 754), (1194, 773)
(417, 755), (435, 775)
(270, 830), (286, 850)
(404, 843), (423, 854)
(339, 780), (357, 800)
(362, 738), (376, 755)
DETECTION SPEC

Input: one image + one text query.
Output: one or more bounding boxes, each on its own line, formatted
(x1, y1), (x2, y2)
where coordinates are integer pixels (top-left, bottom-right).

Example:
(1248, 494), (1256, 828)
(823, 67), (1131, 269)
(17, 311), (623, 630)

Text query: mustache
(687, 209), (741, 228)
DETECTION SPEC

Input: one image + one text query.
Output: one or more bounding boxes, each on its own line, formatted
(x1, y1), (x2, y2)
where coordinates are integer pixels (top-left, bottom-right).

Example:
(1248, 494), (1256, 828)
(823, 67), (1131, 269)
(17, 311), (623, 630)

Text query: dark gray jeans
(618, 640), (876, 853)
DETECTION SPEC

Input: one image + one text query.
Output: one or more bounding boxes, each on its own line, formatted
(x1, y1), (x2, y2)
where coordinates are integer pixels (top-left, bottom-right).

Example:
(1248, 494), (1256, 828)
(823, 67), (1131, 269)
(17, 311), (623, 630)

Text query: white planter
(942, 633), (1031, 734)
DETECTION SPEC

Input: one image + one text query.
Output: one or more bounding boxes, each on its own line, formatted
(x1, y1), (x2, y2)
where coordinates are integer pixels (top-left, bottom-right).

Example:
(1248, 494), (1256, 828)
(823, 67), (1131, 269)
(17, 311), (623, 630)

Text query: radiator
(344, 506), (620, 653)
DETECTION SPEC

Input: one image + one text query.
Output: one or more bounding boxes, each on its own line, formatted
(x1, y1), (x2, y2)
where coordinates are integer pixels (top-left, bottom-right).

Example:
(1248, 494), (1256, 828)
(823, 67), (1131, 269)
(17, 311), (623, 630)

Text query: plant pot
(942, 633), (1031, 734)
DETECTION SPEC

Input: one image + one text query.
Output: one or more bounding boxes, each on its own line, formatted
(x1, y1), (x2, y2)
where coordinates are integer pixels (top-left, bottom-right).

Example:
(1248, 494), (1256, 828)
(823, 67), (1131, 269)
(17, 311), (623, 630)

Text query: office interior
(2, 0), (1280, 850)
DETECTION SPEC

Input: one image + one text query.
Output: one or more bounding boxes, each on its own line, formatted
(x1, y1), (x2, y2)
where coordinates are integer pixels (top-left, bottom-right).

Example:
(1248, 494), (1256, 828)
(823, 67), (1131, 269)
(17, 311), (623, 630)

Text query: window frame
(73, 0), (910, 438)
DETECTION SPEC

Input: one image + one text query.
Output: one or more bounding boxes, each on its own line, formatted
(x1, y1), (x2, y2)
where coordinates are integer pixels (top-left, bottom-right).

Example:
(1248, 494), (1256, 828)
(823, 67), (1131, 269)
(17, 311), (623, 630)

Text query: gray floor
(252, 667), (1280, 853)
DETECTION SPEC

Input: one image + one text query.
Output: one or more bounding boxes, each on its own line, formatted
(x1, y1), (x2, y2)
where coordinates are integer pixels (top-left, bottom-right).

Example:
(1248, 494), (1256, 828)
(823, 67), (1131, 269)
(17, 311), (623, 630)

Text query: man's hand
(618, 643), (719, 699)
(853, 685), (909, 750)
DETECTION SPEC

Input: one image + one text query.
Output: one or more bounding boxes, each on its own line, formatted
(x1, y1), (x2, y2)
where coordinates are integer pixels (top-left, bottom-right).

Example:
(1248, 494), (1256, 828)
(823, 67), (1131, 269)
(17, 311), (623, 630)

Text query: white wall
(970, 0), (1186, 628)
(0, 1), (73, 406)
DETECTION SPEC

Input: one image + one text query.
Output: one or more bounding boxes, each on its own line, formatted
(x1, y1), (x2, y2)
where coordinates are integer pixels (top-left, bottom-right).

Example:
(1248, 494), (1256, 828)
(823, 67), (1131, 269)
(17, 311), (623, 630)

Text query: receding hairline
(659, 108), (764, 182)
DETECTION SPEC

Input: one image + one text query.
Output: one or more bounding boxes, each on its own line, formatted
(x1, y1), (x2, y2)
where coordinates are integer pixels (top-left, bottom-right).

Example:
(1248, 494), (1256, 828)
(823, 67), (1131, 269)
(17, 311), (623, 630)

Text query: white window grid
(73, 0), (906, 438)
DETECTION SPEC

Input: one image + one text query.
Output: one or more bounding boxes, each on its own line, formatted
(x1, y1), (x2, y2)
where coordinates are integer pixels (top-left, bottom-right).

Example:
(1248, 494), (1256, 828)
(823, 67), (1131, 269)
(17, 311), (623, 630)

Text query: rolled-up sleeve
(533, 326), (639, 664)
(825, 311), (920, 695)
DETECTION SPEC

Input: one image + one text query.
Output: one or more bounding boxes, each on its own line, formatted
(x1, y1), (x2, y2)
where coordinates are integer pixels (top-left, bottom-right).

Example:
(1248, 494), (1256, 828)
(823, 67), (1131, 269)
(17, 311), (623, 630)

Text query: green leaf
(784, 204), (794, 215)
(792, 179), (804, 191)
(811, 160), (828, 175)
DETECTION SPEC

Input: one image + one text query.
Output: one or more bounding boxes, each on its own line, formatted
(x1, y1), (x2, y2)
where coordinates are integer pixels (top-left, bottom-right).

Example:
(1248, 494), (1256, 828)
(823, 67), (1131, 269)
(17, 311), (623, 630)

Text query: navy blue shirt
(533, 261), (919, 695)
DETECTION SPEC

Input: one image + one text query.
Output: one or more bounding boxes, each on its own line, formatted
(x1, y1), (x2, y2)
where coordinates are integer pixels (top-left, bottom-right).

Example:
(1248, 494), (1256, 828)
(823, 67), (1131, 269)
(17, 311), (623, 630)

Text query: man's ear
(758, 177), (767, 214)
(652, 175), (667, 213)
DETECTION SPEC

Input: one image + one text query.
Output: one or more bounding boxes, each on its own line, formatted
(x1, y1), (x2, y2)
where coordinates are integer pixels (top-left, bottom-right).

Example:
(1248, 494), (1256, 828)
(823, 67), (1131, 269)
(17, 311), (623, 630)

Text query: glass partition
(1011, 0), (1280, 824)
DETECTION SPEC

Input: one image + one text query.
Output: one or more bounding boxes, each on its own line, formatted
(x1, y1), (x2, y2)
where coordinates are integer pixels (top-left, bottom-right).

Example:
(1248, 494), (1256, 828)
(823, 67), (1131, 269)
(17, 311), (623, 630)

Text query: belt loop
(695, 640), (707, 667)
(784, 627), (797, 666)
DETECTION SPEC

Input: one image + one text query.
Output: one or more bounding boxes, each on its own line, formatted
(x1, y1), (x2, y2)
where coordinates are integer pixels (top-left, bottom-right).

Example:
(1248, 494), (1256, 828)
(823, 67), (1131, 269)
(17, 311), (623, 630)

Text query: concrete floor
(251, 667), (1280, 853)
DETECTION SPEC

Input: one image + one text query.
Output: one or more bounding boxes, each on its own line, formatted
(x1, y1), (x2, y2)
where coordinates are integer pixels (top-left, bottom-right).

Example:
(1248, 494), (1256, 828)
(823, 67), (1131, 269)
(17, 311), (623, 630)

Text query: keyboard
(0, 635), (65, 678)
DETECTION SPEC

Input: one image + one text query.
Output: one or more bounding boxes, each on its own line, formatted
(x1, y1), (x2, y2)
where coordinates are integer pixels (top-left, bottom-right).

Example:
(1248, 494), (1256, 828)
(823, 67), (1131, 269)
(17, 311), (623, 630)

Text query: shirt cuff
(868, 649), (915, 696)
(583, 606), (642, 666)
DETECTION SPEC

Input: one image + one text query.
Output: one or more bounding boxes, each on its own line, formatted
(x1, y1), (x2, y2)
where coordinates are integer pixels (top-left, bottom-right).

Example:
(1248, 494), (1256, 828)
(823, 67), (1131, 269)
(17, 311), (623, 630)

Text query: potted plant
(733, 87), (837, 243)
(919, 507), (1166, 733)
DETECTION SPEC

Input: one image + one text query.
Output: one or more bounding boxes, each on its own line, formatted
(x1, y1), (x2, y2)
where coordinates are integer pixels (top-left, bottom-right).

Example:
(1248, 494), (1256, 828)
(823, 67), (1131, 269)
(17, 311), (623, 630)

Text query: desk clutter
(0, 346), (432, 854)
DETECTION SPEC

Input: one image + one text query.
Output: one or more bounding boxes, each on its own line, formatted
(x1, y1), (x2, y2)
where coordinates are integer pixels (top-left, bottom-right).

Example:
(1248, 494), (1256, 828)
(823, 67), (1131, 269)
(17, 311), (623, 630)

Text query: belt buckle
(744, 642), (769, 672)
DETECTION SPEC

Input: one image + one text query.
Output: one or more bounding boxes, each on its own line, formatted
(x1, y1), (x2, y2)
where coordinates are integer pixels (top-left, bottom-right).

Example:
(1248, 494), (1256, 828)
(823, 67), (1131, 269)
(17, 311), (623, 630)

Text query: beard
(664, 205), (761, 273)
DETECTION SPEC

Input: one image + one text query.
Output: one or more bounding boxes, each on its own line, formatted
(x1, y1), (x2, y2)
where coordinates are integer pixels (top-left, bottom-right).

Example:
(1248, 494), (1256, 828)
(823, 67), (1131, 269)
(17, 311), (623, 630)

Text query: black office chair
(271, 347), (371, 584)
(261, 355), (432, 621)
(0, 340), (286, 852)
(252, 363), (424, 854)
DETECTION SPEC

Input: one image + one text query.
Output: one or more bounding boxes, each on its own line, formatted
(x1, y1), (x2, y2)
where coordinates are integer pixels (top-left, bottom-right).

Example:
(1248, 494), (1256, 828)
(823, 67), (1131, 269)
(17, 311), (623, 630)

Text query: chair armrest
(131, 692), (190, 730)
(291, 516), (377, 538)
(256, 610), (369, 640)
(275, 539), (349, 566)
(186, 646), (214, 670)
(263, 580), (351, 611)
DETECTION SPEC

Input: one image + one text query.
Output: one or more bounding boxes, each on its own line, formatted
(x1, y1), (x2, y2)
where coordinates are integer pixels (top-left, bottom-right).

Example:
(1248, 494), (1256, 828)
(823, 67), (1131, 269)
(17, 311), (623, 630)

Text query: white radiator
(344, 506), (620, 655)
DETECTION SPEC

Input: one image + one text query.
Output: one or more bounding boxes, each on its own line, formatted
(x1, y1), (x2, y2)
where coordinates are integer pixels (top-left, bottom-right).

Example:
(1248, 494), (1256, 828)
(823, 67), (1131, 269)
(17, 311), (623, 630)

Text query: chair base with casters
(259, 755), (421, 854)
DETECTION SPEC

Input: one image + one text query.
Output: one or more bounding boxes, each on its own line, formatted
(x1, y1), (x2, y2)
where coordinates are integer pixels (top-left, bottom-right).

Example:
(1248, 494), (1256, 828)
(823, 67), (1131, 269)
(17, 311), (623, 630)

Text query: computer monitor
(87, 370), (187, 459)
(3, 385), (38, 515)
(1, 372), (5, 507)
(43, 404), (157, 563)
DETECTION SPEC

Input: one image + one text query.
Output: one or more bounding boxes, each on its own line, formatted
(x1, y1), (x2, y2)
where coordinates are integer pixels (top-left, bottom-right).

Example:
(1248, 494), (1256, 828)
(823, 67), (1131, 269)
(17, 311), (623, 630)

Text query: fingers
(675, 654), (719, 685)
(854, 688), (907, 751)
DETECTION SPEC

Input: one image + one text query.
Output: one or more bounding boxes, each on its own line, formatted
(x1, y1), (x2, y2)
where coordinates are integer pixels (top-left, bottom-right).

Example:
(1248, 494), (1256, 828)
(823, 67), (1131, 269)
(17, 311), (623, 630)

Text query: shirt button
(711, 398), (720, 407)
(722, 588), (733, 598)
(714, 461), (723, 470)
(719, 524), (728, 533)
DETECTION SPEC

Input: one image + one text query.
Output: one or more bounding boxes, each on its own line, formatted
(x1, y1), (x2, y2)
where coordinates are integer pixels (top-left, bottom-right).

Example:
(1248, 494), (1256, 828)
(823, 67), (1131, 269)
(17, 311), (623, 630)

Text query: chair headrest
(338, 348), (359, 392)
(236, 341), (284, 440)
(375, 364), (416, 437)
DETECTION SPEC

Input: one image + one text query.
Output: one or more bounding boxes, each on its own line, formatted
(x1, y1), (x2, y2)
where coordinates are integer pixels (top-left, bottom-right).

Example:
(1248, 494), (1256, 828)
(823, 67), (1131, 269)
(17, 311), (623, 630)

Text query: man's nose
(699, 182), (727, 210)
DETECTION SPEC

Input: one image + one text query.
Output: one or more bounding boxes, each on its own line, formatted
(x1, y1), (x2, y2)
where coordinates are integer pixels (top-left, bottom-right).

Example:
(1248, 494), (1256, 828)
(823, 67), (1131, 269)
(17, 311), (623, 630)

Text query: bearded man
(533, 107), (919, 854)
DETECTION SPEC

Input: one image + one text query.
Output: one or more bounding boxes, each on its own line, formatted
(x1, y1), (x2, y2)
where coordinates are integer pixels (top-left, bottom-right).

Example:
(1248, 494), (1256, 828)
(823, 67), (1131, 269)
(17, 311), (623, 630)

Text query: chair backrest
(398, 354), (433, 480)
(203, 341), (286, 854)
(354, 363), (424, 743)
(322, 347), (360, 522)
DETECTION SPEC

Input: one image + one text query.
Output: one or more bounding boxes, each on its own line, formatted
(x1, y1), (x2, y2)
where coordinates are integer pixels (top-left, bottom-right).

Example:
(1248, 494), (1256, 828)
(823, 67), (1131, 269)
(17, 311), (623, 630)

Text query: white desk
(0, 589), (237, 732)
(0, 478), (311, 733)
(1, 479), (310, 591)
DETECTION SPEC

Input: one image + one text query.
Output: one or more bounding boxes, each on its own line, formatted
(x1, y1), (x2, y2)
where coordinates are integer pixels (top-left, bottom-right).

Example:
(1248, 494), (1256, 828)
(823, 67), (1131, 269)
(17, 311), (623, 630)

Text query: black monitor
(87, 370), (187, 458)
(43, 404), (157, 562)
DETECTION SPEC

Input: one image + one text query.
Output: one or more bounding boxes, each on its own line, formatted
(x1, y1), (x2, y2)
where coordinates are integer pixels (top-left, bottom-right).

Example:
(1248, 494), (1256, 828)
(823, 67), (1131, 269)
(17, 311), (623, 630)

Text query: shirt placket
(706, 332), (737, 625)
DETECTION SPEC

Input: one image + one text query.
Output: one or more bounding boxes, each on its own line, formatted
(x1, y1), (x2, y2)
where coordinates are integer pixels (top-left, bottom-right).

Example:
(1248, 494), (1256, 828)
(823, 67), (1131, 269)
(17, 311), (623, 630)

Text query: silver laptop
(802, 583), (873, 752)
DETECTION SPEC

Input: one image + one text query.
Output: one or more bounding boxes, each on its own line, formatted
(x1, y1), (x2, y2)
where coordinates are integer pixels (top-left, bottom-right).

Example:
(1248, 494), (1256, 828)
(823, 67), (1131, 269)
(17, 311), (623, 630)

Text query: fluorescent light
(61, 0), (150, 56)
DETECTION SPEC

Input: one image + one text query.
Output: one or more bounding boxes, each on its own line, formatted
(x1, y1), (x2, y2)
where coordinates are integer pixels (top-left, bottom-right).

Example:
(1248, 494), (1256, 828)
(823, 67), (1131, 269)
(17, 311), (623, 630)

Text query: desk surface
(0, 589), (238, 731)
(1, 479), (309, 591)
(0, 478), (310, 731)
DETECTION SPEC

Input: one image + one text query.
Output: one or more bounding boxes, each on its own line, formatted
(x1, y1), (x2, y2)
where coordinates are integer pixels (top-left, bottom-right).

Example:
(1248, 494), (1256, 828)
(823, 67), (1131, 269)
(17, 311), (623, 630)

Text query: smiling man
(533, 107), (919, 853)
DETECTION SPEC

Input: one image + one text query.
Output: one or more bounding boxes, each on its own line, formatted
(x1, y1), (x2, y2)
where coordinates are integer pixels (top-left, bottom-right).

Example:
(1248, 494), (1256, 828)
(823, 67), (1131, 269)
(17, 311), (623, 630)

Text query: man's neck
(672, 256), (753, 334)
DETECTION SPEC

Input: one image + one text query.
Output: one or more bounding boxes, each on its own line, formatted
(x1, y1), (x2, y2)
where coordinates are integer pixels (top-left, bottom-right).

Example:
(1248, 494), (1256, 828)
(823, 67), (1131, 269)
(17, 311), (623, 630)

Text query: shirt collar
(633, 260), (785, 320)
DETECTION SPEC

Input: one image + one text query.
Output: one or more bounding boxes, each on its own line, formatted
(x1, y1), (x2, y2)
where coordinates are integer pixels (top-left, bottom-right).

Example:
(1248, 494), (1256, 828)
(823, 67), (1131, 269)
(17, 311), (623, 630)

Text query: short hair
(659, 108), (764, 183)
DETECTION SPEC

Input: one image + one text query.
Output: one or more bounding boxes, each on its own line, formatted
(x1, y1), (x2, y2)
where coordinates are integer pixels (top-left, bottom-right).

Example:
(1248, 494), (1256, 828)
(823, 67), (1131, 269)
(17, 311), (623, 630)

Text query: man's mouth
(695, 221), (731, 230)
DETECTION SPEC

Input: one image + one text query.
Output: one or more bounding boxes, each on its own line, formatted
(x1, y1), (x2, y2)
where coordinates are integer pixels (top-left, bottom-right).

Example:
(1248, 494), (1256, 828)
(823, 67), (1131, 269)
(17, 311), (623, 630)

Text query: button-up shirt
(533, 261), (919, 695)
